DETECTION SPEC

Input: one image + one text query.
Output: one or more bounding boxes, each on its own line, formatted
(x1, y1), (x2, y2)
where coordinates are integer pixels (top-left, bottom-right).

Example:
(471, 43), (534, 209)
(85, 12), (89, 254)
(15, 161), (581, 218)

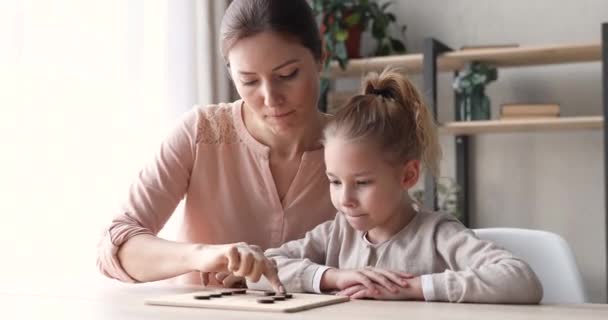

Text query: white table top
(1, 276), (607, 320)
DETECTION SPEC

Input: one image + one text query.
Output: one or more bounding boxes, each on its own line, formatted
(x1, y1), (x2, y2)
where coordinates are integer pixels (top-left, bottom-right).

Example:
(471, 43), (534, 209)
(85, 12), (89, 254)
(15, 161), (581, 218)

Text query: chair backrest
(473, 228), (587, 304)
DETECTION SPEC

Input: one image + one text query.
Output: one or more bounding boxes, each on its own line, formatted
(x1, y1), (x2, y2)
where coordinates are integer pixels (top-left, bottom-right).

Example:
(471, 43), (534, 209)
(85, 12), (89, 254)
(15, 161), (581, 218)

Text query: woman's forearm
(117, 234), (202, 282)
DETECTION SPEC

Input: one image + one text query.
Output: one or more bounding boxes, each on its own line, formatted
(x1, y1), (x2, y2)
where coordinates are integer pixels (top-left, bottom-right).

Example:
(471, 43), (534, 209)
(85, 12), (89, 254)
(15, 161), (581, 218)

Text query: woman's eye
(356, 180), (372, 186)
(329, 180), (341, 185)
(241, 79), (258, 86)
(279, 69), (299, 80)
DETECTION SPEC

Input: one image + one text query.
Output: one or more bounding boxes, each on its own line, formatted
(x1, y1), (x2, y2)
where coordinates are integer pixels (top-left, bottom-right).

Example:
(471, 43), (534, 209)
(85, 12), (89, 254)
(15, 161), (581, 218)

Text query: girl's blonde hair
(324, 67), (442, 177)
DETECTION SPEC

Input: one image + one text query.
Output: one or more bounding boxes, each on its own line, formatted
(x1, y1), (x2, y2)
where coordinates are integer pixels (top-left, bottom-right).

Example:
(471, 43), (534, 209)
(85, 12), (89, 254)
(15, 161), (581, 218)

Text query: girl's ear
(401, 160), (420, 190)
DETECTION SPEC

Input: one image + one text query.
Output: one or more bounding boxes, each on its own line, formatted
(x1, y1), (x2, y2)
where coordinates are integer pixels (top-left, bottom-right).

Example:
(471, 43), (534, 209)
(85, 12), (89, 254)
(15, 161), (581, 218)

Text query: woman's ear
(401, 160), (420, 190)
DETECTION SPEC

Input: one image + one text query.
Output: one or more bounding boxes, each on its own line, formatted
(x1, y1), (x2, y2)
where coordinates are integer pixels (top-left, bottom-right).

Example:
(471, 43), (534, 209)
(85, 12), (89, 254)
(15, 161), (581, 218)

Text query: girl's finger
(350, 288), (374, 300)
(338, 284), (367, 297)
(355, 273), (379, 294)
(360, 270), (398, 293)
(375, 269), (410, 288)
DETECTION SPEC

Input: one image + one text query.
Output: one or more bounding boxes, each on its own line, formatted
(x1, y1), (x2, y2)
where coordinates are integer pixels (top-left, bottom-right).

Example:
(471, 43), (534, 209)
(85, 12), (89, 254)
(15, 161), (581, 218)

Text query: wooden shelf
(439, 116), (603, 135)
(328, 43), (601, 78)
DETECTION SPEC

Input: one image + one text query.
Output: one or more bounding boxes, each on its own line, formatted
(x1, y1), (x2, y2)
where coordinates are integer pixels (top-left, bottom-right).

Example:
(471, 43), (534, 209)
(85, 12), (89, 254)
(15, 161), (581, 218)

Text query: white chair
(473, 228), (587, 304)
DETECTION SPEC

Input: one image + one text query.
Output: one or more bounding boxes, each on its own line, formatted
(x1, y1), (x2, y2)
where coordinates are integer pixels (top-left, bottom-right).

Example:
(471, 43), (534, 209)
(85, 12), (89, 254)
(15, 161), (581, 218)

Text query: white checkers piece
(145, 289), (349, 313)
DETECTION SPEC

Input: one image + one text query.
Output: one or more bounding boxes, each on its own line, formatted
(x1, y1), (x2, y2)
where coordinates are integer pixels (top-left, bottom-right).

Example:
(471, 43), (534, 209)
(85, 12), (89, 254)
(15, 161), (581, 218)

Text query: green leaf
(345, 12), (361, 27)
(390, 38), (406, 53)
(387, 13), (396, 22)
(336, 29), (348, 41)
(376, 42), (391, 56)
(381, 1), (392, 11)
(372, 20), (385, 39)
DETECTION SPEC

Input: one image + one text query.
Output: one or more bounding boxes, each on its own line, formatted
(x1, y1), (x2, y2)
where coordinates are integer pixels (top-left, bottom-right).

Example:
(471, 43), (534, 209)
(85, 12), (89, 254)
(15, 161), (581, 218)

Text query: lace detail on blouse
(196, 105), (240, 145)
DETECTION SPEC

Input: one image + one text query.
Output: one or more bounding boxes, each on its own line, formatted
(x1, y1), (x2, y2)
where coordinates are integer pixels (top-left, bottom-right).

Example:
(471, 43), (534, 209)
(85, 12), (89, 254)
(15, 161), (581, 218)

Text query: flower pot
(345, 24), (362, 58)
(455, 86), (491, 121)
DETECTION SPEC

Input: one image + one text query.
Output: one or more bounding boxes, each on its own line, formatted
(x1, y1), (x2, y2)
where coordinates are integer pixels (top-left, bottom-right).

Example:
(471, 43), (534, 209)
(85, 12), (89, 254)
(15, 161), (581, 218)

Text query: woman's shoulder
(187, 100), (242, 145)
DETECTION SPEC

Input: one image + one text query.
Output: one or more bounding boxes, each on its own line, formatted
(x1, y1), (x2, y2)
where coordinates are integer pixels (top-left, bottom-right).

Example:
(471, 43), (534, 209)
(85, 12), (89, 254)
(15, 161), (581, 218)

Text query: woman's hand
(321, 267), (413, 294)
(194, 242), (285, 293)
(337, 276), (424, 301)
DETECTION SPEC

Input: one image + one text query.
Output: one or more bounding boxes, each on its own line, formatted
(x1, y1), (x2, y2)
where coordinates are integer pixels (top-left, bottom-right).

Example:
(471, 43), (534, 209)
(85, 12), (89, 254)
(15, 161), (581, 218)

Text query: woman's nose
(261, 82), (284, 108)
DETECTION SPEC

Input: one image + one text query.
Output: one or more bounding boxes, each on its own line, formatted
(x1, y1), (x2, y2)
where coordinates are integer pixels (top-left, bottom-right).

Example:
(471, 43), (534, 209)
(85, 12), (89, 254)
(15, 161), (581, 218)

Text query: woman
(96, 0), (335, 288)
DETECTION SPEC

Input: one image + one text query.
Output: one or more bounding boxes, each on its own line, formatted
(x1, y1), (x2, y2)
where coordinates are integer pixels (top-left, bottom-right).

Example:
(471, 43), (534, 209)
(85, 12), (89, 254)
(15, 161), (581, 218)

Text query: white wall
(343, 0), (607, 302)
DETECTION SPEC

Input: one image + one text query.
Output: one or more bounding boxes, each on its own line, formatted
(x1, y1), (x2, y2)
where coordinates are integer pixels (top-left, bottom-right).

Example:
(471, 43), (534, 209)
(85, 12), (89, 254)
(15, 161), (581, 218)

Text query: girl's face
(324, 136), (419, 241)
(227, 31), (323, 135)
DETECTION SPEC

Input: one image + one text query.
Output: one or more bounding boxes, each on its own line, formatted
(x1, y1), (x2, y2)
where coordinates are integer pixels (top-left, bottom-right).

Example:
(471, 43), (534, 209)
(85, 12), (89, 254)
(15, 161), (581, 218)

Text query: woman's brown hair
(220, 0), (322, 62)
(324, 68), (442, 177)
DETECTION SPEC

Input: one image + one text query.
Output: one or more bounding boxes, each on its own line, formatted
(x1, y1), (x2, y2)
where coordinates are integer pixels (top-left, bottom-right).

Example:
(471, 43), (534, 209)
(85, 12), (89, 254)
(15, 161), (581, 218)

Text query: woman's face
(227, 31), (322, 135)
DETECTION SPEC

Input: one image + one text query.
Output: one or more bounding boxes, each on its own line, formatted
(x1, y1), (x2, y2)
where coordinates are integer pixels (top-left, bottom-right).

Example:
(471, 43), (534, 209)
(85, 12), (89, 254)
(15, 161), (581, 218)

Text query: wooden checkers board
(145, 289), (349, 313)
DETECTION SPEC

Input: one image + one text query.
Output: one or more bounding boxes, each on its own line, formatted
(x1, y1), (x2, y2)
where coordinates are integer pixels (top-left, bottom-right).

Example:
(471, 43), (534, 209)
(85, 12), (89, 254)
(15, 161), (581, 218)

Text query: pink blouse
(97, 100), (336, 284)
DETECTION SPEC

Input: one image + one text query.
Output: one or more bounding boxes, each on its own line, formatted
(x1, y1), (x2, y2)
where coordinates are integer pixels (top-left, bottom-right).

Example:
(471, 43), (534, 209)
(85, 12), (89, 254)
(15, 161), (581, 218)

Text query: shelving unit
(328, 43), (600, 78)
(439, 116), (603, 135)
(325, 23), (607, 300)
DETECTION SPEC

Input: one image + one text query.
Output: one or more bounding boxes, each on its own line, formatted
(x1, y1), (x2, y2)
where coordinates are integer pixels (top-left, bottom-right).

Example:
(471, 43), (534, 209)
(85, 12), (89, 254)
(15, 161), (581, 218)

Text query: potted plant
(312, 0), (407, 69)
(452, 62), (498, 121)
(311, 0), (407, 110)
(412, 177), (461, 221)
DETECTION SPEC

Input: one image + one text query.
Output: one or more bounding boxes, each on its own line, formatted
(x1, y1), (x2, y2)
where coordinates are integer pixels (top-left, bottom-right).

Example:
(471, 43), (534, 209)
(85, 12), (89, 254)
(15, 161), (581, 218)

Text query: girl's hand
(195, 242), (285, 293)
(337, 276), (424, 300)
(321, 267), (413, 294)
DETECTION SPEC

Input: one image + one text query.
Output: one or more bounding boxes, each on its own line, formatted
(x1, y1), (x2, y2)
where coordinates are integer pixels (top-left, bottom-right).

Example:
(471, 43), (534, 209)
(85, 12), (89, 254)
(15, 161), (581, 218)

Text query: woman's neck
(244, 107), (327, 158)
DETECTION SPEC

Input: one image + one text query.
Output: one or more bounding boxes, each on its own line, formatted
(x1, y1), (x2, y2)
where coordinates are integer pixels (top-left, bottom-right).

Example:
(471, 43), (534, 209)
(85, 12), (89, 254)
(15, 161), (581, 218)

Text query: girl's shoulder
(413, 205), (469, 235)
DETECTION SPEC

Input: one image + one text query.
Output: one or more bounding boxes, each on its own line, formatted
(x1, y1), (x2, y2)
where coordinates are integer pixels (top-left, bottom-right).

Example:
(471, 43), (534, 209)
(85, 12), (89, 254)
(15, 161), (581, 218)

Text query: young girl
(248, 68), (543, 303)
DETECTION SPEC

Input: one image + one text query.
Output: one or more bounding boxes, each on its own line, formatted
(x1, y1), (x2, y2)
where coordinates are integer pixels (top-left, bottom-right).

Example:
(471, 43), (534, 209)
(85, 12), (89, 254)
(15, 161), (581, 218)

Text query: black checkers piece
(209, 293), (222, 298)
(263, 291), (276, 296)
(284, 293), (293, 299)
(193, 294), (211, 300)
(256, 297), (275, 304)
(220, 291), (233, 296)
(272, 295), (286, 301)
(233, 289), (247, 294)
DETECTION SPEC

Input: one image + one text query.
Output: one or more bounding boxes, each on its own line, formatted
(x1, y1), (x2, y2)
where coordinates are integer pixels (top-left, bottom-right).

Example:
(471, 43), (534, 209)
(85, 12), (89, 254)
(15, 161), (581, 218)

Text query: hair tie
(369, 88), (393, 99)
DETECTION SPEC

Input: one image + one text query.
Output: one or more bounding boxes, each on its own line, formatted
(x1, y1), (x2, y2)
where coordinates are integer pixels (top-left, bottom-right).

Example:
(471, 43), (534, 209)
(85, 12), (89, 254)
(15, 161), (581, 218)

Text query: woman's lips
(268, 110), (295, 118)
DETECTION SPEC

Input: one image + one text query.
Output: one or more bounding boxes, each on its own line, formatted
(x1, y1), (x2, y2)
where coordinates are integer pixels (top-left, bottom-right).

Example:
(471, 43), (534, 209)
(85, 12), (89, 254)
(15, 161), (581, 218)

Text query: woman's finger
(200, 272), (210, 286)
(226, 246), (240, 272)
(248, 257), (264, 282)
(222, 273), (246, 288)
(234, 251), (254, 277)
(215, 272), (230, 282)
(263, 259), (285, 294)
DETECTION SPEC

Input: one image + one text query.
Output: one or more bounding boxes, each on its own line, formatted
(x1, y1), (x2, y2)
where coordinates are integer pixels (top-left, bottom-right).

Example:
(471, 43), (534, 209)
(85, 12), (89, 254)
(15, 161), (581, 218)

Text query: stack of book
(499, 103), (561, 120)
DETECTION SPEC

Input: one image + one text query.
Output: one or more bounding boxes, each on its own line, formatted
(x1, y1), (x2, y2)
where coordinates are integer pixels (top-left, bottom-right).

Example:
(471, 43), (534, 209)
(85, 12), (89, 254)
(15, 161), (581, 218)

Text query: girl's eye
(356, 180), (372, 186)
(329, 179), (341, 185)
(279, 69), (299, 80)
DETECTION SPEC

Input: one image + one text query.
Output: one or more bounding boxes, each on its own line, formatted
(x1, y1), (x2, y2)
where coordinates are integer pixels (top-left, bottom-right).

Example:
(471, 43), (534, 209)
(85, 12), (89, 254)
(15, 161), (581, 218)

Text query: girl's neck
(366, 196), (416, 244)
